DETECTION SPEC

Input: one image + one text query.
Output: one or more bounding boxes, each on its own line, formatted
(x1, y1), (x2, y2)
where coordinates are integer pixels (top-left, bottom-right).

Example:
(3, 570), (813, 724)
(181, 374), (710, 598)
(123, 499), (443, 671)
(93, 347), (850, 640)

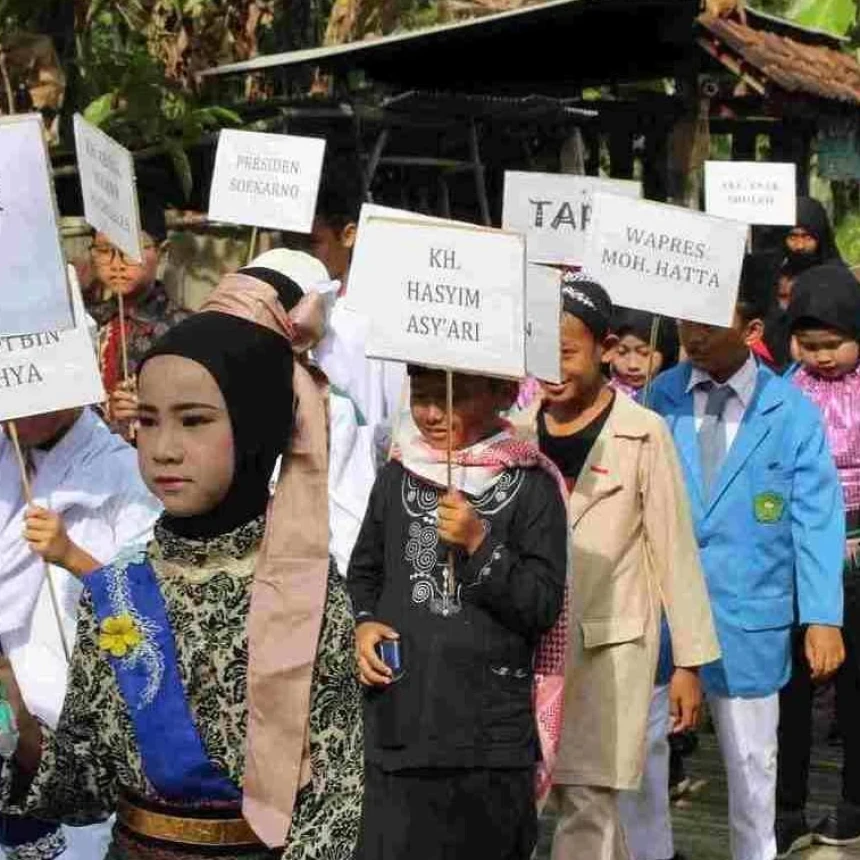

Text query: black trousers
(777, 577), (860, 812)
(354, 763), (537, 860)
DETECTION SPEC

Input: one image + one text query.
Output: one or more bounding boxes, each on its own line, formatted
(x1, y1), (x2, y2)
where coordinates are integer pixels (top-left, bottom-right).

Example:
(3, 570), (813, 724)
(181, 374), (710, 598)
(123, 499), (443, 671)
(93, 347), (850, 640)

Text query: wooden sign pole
(7, 422), (72, 665)
(444, 369), (457, 612)
(641, 315), (662, 408)
(246, 225), (259, 266)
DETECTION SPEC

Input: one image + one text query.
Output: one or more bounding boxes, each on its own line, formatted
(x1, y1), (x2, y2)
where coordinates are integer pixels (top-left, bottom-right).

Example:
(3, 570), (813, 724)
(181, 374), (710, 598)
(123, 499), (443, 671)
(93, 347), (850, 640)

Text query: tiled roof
(698, 12), (860, 106)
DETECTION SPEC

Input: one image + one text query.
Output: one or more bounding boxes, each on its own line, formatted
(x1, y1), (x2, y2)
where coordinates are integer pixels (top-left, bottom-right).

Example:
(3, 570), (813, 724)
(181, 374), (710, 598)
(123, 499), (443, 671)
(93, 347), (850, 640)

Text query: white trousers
(709, 693), (779, 860)
(617, 691), (779, 860)
(618, 684), (674, 860)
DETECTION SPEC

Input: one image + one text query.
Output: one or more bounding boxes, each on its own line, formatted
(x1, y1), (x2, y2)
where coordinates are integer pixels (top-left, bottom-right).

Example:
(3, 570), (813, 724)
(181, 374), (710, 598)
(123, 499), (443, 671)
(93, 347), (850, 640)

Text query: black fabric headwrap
(784, 197), (844, 275)
(139, 311), (295, 540)
(561, 271), (613, 340)
(789, 264), (860, 343)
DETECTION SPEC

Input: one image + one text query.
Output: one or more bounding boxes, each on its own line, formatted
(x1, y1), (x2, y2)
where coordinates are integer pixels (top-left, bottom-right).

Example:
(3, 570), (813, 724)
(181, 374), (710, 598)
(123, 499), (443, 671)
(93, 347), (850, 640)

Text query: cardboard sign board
(73, 114), (143, 262)
(705, 161), (796, 226)
(502, 172), (642, 266)
(0, 115), (73, 336)
(525, 264), (561, 383)
(357, 217), (526, 378)
(0, 267), (104, 422)
(208, 129), (326, 233)
(345, 204), (461, 316)
(581, 193), (748, 328)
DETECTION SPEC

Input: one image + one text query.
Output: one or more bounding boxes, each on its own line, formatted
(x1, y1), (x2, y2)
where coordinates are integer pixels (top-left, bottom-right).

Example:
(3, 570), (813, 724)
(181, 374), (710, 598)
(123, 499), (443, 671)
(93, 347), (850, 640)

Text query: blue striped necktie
(698, 382), (734, 496)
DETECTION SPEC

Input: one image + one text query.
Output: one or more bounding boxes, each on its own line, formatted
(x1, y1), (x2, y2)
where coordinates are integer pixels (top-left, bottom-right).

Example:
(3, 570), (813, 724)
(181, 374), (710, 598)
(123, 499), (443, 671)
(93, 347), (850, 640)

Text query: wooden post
(444, 369), (456, 614)
(641, 316), (662, 408)
(7, 422), (72, 664)
(246, 225), (259, 266)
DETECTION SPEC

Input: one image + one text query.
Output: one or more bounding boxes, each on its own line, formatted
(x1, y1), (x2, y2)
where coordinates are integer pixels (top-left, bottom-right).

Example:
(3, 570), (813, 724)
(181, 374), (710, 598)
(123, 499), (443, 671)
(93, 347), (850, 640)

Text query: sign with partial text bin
(581, 193), (748, 328)
(0, 267), (104, 422)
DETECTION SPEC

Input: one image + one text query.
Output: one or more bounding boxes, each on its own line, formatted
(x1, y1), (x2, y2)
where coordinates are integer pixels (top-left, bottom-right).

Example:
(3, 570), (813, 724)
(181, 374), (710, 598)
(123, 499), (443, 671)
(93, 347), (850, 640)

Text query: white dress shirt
(687, 352), (759, 451)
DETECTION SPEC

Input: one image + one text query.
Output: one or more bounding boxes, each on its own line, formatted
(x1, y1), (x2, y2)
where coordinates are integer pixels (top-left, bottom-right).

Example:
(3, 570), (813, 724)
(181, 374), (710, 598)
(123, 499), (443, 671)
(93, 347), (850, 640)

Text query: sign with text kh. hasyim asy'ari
(0, 114), (73, 336)
(208, 129), (326, 233)
(74, 114), (143, 262)
(361, 218), (526, 377)
(582, 193), (748, 328)
(705, 161), (796, 226)
(0, 267), (104, 422)
(503, 172), (642, 265)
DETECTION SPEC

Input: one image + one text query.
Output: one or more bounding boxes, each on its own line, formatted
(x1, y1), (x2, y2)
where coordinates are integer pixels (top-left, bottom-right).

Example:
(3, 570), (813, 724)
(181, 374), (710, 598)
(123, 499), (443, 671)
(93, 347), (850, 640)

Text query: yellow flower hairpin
(99, 614), (143, 658)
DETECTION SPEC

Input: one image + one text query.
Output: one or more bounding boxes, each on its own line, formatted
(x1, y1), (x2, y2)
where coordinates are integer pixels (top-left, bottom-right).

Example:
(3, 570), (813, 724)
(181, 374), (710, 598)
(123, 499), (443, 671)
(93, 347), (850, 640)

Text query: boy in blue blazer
(649, 263), (845, 860)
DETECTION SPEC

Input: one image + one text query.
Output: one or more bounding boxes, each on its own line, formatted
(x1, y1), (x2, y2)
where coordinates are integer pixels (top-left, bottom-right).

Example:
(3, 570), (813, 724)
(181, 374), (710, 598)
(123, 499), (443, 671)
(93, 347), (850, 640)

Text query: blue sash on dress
(85, 548), (240, 802)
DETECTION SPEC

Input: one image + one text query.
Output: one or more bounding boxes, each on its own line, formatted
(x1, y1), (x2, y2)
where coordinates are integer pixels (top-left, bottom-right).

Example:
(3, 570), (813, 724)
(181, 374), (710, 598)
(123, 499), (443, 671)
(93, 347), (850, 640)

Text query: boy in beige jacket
(518, 272), (720, 860)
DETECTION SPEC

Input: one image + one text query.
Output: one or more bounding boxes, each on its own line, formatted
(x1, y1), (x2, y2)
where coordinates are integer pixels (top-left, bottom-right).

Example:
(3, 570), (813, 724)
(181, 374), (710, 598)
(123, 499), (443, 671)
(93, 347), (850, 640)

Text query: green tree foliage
(0, 1), (256, 195)
(787, 0), (857, 36)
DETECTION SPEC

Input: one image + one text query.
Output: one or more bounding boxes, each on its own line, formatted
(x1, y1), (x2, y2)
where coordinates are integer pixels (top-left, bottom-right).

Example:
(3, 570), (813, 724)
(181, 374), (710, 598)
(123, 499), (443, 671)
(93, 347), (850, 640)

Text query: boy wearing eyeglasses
(85, 188), (189, 438)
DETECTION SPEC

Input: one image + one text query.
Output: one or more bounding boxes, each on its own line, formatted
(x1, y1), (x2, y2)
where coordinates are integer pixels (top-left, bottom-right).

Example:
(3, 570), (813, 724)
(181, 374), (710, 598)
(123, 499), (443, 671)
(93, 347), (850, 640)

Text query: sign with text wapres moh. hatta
(705, 161), (796, 226)
(73, 114), (144, 262)
(0, 114), (73, 336)
(581, 193), (748, 328)
(502, 171), (642, 266)
(359, 217), (527, 378)
(0, 266), (104, 422)
(208, 129), (326, 233)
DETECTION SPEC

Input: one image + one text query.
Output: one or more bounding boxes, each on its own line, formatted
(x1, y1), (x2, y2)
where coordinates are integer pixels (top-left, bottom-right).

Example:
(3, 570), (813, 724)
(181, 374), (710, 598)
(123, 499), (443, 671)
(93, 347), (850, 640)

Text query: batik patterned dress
(4, 518), (362, 860)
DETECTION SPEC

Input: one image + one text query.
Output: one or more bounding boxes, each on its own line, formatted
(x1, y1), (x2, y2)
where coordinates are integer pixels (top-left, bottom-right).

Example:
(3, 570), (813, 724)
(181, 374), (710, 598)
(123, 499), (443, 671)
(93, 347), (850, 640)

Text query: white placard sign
(357, 218), (526, 377)
(503, 171), (642, 265)
(705, 161), (796, 226)
(208, 129), (326, 233)
(526, 264), (561, 383)
(0, 268), (104, 422)
(345, 203), (460, 316)
(73, 114), (143, 261)
(582, 193), (748, 328)
(0, 115), (73, 336)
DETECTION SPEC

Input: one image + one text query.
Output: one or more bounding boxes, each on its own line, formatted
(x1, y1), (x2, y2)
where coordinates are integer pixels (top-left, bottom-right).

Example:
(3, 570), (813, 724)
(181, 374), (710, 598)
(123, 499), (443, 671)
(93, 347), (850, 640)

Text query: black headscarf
(140, 271), (301, 539)
(784, 197), (844, 275)
(610, 307), (680, 371)
(789, 264), (860, 343)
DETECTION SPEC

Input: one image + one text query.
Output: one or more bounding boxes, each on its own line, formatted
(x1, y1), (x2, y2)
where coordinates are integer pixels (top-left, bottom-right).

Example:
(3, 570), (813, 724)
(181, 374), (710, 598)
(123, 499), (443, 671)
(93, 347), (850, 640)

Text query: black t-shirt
(538, 392), (615, 485)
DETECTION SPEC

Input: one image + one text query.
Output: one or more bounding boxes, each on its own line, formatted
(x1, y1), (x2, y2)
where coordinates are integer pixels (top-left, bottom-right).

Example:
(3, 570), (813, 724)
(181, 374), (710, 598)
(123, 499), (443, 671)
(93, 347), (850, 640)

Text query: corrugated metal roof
(201, 0), (701, 89)
(202, 0), (587, 77)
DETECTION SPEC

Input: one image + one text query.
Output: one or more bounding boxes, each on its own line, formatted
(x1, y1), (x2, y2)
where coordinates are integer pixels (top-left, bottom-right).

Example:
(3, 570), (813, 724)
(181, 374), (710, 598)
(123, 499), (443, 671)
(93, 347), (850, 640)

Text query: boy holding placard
(86, 187), (189, 435)
(648, 265), (845, 860)
(347, 364), (567, 859)
(517, 273), (717, 860)
(0, 406), (159, 860)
